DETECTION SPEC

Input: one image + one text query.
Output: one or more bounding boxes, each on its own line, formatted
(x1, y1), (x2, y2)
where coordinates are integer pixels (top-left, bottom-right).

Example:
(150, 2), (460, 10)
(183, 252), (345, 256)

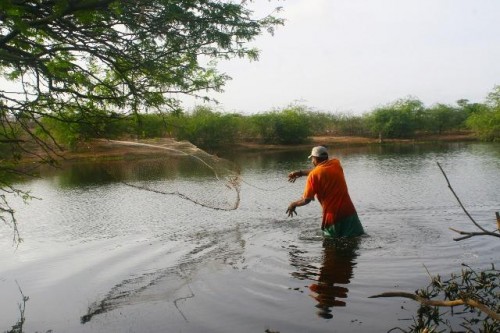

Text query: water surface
(1, 142), (499, 332)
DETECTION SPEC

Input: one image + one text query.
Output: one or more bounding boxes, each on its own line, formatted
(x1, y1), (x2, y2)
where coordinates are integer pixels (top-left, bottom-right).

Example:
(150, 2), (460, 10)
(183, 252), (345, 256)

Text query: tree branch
(369, 291), (500, 321)
(437, 162), (500, 240)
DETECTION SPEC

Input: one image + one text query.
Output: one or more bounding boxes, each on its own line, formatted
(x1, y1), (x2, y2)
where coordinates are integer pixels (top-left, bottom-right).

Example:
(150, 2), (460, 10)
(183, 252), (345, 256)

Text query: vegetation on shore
(37, 86), (500, 152)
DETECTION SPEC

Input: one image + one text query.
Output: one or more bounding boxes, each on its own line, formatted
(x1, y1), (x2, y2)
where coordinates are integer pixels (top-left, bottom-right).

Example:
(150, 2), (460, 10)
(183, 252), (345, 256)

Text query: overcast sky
(185, 0), (500, 115)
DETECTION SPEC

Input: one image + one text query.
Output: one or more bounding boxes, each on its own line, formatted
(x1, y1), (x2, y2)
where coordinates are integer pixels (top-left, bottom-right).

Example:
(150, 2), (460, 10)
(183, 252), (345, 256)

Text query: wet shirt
(303, 159), (357, 229)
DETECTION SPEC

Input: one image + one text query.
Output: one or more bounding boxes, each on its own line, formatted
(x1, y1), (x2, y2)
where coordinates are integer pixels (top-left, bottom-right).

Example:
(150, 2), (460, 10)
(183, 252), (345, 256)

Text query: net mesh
(99, 139), (241, 211)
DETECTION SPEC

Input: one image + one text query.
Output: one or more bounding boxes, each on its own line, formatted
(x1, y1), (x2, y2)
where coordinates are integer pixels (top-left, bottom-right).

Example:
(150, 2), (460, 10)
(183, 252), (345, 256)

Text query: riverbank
(233, 132), (477, 152)
(20, 132), (478, 163)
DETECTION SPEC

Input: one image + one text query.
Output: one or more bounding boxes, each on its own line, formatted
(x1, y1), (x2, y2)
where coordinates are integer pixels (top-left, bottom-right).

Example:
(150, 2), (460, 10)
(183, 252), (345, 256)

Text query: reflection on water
(42, 150), (241, 211)
(311, 238), (360, 318)
(289, 237), (360, 319)
(80, 222), (247, 325)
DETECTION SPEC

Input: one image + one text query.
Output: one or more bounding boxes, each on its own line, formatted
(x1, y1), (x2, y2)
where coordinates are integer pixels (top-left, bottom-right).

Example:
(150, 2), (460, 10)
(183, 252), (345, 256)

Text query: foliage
(271, 106), (312, 144)
(0, 0), (282, 154)
(302, 111), (370, 137)
(0, 0), (283, 241)
(424, 103), (467, 134)
(37, 107), (131, 149)
(456, 99), (489, 117)
(485, 85), (500, 107)
(335, 113), (371, 137)
(368, 97), (425, 138)
(466, 109), (500, 142)
(176, 106), (242, 149)
(133, 113), (170, 139)
(301, 111), (332, 135)
(249, 106), (312, 144)
(28, 91), (500, 148)
(466, 86), (500, 141)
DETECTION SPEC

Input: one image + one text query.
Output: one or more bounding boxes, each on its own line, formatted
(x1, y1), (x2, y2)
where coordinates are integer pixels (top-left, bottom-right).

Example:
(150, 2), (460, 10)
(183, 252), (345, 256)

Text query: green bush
(176, 106), (241, 148)
(423, 103), (468, 134)
(465, 86), (500, 141)
(37, 108), (133, 149)
(134, 113), (169, 138)
(336, 113), (371, 136)
(29, 86), (500, 147)
(368, 98), (425, 138)
(37, 113), (84, 150)
(466, 109), (500, 141)
(249, 106), (312, 144)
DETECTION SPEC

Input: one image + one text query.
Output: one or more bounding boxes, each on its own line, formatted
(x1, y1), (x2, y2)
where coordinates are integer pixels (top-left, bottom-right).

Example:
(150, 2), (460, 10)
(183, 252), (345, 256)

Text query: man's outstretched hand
(288, 171), (301, 183)
(286, 204), (297, 217)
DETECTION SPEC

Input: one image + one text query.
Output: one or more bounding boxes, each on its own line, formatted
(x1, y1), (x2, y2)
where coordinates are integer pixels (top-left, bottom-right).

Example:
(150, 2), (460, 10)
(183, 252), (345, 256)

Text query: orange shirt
(303, 159), (357, 229)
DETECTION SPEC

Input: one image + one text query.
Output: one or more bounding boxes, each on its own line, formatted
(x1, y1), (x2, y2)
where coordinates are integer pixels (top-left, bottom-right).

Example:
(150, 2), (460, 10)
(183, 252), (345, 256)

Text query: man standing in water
(286, 146), (364, 238)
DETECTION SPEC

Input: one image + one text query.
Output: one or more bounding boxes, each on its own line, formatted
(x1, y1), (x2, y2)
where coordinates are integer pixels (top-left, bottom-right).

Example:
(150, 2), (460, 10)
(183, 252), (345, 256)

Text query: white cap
(308, 146), (328, 159)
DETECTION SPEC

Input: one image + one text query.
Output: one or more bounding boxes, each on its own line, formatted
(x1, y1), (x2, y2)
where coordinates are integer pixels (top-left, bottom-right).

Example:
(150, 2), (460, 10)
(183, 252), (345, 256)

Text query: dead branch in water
(436, 162), (500, 241)
(369, 263), (499, 332)
(5, 282), (29, 333)
(369, 291), (500, 321)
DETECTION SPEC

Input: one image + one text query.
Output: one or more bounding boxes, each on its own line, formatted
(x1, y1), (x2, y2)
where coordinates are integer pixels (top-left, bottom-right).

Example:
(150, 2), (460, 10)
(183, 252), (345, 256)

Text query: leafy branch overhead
(1, 0), (283, 113)
(0, 0), (283, 171)
(0, 0), (283, 244)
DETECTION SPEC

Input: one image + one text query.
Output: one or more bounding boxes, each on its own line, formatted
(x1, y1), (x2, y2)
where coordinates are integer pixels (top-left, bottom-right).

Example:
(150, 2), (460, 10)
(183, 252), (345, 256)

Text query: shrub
(177, 106), (241, 148)
(466, 109), (500, 141)
(368, 98), (425, 138)
(249, 106), (312, 144)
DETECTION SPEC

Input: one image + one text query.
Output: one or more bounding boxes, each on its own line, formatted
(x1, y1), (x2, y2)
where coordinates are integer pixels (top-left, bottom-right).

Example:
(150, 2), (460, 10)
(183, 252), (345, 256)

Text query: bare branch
(369, 291), (500, 321)
(437, 162), (500, 240)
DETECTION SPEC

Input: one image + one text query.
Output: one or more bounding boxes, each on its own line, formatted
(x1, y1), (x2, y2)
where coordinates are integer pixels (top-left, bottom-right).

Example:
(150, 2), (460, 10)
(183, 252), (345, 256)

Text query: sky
(184, 0), (500, 115)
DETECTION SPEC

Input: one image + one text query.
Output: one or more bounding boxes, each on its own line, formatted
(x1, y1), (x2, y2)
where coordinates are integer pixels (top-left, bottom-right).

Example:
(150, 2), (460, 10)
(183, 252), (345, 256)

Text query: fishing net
(98, 139), (241, 211)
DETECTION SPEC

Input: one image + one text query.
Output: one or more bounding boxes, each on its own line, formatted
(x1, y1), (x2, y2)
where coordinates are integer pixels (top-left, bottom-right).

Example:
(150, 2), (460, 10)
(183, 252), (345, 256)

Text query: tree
(466, 109), (500, 142)
(424, 103), (467, 134)
(368, 97), (425, 139)
(249, 106), (312, 144)
(456, 98), (488, 117)
(177, 105), (242, 149)
(485, 85), (500, 107)
(0, 0), (283, 241)
(465, 86), (500, 141)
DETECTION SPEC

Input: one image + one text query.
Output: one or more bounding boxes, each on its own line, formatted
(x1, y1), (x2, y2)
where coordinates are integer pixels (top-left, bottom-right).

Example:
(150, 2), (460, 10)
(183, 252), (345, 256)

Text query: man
(286, 146), (364, 238)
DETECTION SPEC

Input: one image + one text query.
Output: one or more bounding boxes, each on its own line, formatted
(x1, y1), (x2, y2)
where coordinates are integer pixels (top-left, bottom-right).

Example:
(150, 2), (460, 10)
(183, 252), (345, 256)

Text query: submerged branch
(369, 292), (500, 321)
(449, 227), (498, 241)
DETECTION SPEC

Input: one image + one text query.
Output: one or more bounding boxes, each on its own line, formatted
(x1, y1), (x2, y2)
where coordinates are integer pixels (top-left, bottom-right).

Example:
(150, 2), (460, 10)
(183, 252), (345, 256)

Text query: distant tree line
(35, 86), (500, 149)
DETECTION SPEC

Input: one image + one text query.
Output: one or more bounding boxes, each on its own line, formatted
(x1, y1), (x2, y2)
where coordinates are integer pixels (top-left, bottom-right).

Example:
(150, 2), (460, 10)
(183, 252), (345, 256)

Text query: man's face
(311, 157), (319, 167)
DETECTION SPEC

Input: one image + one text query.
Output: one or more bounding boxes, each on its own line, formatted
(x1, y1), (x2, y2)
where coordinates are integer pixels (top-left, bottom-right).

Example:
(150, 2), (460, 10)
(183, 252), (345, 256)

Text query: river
(1, 141), (499, 333)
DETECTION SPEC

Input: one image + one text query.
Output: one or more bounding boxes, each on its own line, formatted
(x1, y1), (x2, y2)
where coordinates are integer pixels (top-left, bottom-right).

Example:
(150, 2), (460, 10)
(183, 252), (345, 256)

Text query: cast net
(98, 139), (241, 211)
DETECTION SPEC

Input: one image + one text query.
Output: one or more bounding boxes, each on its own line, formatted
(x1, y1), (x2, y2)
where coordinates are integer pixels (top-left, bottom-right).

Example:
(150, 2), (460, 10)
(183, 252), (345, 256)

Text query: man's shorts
(323, 214), (364, 238)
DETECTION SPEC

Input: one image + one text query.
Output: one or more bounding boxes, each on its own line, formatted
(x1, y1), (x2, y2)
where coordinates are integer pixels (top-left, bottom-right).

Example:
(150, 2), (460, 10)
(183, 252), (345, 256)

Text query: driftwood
(436, 162), (500, 241)
(369, 291), (500, 321)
